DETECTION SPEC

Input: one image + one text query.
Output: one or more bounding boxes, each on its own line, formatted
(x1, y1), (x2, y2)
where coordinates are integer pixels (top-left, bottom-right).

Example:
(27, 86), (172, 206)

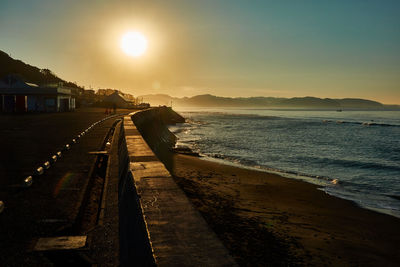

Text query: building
(0, 77), (76, 112)
(96, 88), (117, 96)
(101, 91), (134, 108)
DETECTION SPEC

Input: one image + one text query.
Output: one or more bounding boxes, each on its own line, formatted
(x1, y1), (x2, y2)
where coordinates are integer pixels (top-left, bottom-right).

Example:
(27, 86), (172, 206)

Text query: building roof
(24, 82), (39, 87)
(0, 87), (72, 95)
(0, 79), (38, 89)
(103, 91), (133, 103)
(0, 75), (73, 96)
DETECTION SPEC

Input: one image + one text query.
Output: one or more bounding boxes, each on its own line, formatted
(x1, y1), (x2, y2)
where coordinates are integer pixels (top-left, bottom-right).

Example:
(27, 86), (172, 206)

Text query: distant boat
(336, 109), (342, 112)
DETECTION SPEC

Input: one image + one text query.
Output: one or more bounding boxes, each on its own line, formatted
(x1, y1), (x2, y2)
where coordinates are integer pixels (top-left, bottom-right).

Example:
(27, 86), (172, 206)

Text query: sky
(1, 0), (399, 104)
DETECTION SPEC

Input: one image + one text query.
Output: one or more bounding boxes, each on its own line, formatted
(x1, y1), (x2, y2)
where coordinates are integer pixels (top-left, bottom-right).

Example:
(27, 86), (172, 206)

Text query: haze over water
(170, 108), (400, 217)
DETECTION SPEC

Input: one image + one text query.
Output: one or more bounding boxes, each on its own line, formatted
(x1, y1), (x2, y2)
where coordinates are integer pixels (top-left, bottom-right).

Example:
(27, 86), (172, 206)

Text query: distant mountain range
(140, 94), (399, 109)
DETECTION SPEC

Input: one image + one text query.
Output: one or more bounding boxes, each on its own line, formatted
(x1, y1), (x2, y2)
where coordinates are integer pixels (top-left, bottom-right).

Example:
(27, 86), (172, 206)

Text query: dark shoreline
(172, 153), (400, 266)
(171, 139), (400, 220)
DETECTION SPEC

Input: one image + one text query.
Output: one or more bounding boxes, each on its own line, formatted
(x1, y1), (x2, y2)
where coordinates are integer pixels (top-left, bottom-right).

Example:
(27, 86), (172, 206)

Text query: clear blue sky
(1, 0), (399, 103)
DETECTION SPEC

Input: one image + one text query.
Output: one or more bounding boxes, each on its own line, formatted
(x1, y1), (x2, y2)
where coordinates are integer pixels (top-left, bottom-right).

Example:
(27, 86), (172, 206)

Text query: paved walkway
(0, 109), (126, 266)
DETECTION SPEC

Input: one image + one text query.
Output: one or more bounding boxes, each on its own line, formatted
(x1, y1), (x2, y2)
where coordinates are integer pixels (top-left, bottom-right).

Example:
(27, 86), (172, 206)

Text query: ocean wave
(361, 122), (399, 127)
(206, 152), (335, 182)
(204, 152), (399, 192)
(322, 120), (400, 127)
(315, 157), (400, 172)
(185, 119), (208, 125)
(181, 111), (282, 121)
(170, 127), (189, 134)
(323, 187), (400, 218)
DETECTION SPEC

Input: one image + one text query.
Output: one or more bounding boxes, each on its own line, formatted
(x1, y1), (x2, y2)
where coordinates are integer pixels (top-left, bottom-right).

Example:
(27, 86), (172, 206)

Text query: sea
(169, 108), (400, 218)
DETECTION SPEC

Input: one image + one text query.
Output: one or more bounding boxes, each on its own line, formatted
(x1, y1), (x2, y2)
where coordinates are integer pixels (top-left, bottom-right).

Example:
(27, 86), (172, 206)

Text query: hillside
(140, 94), (389, 109)
(0, 50), (81, 89)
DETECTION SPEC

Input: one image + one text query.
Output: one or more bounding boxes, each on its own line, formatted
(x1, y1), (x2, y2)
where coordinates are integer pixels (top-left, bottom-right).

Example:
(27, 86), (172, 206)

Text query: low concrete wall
(119, 107), (237, 266)
(117, 118), (155, 266)
(131, 106), (184, 173)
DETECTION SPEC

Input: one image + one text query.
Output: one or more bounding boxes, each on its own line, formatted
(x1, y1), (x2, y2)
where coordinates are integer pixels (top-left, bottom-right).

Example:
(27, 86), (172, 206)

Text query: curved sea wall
(118, 107), (236, 266)
(131, 106), (185, 172)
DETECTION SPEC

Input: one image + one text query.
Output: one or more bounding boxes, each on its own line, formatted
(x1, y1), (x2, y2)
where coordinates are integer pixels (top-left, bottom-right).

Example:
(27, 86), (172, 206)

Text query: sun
(120, 31), (148, 57)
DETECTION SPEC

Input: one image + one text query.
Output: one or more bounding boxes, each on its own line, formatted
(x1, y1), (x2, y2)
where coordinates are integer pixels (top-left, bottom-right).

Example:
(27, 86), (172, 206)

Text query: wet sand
(173, 154), (400, 266)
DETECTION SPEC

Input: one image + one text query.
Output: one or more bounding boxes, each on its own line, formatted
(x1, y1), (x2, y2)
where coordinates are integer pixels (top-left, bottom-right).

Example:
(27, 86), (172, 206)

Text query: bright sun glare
(120, 31), (148, 57)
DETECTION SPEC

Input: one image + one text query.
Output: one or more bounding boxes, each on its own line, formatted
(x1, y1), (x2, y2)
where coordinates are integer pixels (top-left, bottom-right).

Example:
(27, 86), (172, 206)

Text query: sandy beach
(172, 154), (400, 266)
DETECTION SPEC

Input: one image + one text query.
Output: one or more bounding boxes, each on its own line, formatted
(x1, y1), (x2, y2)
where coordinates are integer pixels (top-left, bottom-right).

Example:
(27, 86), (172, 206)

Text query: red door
(16, 95), (27, 112)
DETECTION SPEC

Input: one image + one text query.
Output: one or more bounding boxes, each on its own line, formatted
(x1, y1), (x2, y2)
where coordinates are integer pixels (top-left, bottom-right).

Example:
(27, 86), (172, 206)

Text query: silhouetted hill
(140, 94), (390, 109)
(185, 94), (236, 106)
(279, 97), (339, 108)
(0, 50), (81, 89)
(336, 98), (383, 108)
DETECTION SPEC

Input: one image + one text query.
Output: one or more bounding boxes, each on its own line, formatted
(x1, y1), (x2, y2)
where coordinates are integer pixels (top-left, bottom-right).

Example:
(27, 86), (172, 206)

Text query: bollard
(36, 166), (44, 175)
(64, 144), (70, 150)
(56, 151), (62, 158)
(0, 201), (4, 214)
(72, 139), (76, 144)
(23, 176), (33, 187)
(51, 155), (57, 163)
(77, 134), (81, 139)
(43, 161), (50, 169)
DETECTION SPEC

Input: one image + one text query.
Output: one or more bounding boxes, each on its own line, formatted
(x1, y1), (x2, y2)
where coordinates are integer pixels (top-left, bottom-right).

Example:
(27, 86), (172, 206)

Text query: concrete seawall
(117, 107), (237, 266)
(131, 106), (184, 172)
